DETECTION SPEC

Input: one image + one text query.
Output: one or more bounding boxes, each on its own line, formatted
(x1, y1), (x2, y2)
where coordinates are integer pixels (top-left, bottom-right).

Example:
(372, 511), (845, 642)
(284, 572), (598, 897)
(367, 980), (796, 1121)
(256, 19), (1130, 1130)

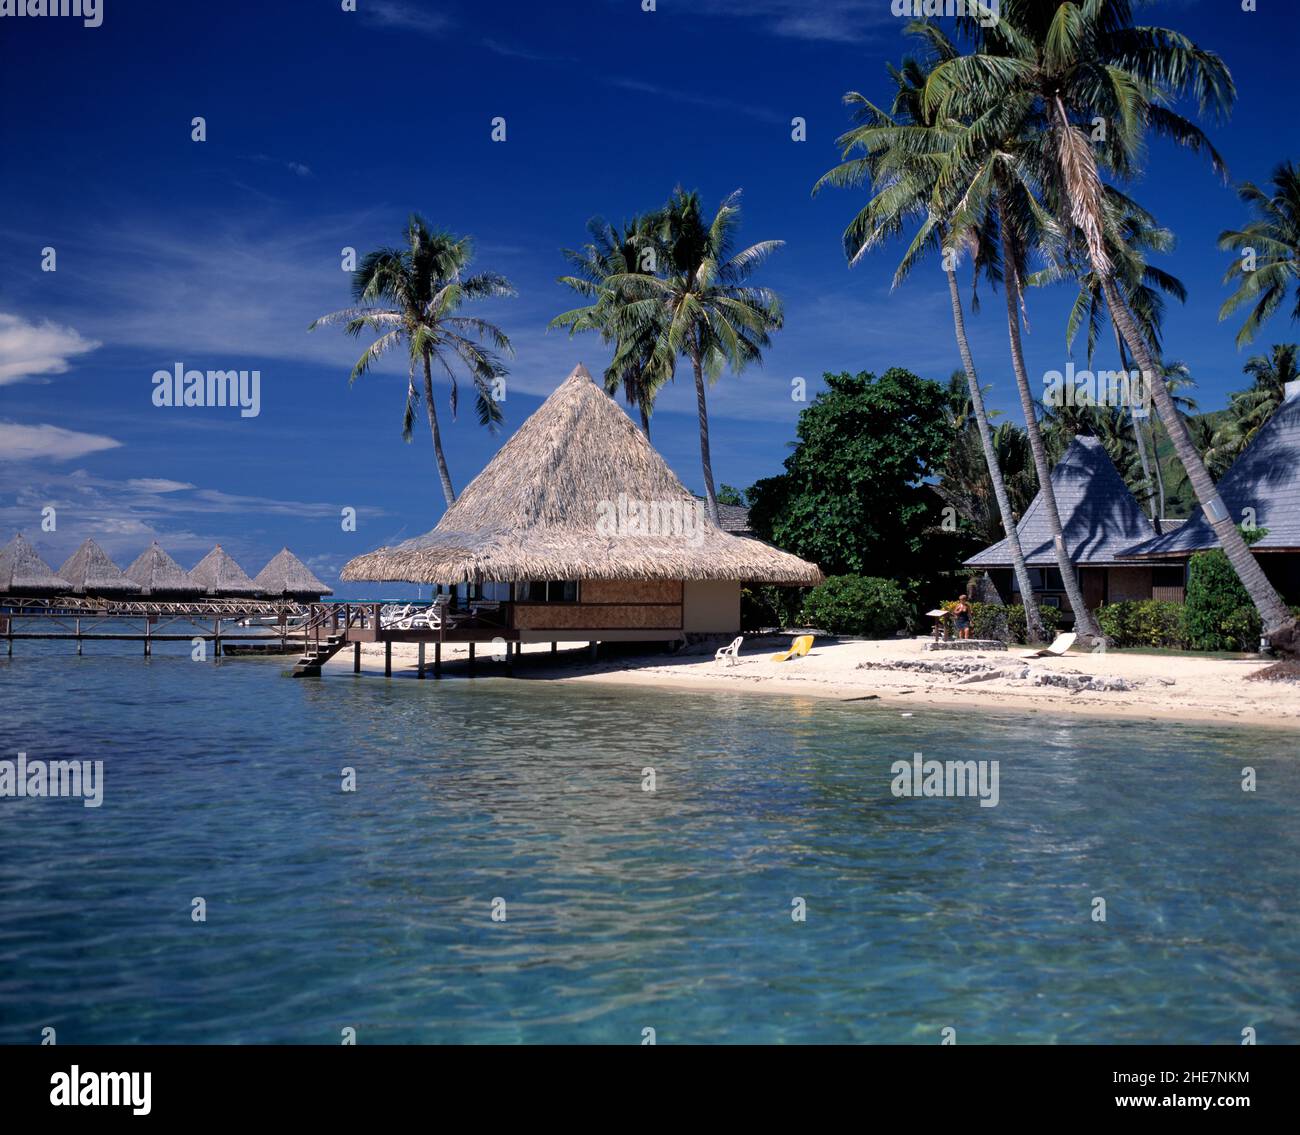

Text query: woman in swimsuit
(953, 594), (972, 640)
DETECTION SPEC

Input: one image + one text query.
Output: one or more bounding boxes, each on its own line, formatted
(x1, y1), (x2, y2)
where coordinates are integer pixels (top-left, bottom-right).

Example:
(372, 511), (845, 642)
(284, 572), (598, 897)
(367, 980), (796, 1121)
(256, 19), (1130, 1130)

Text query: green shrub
(1096, 600), (1188, 648)
(1186, 550), (1260, 651)
(741, 585), (805, 631)
(801, 575), (912, 637)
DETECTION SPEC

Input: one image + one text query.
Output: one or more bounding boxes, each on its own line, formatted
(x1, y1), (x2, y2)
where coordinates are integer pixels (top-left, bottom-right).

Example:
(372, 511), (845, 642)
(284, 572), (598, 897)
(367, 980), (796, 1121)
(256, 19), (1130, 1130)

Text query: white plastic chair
(714, 636), (744, 665)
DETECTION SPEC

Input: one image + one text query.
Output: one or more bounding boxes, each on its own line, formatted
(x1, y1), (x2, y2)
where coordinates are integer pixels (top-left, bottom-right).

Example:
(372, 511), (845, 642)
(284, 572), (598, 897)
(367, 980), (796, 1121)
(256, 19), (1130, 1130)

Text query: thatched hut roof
(0, 533), (72, 594)
(965, 436), (1168, 568)
(189, 545), (260, 595)
(58, 538), (142, 595)
(124, 541), (203, 595)
(343, 364), (823, 586)
(253, 548), (333, 597)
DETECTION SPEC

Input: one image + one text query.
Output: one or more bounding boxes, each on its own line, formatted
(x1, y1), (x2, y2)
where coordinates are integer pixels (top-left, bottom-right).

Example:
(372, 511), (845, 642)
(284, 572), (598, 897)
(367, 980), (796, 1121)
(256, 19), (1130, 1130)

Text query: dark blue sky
(2, 0), (1296, 595)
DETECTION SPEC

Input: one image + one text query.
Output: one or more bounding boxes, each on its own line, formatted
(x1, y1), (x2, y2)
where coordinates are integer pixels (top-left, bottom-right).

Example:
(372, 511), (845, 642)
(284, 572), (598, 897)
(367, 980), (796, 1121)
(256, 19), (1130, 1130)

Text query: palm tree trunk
(1112, 325), (1160, 534)
(999, 202), (1103, 641)
(422, 351), (456, 508)
(946, 267), (1046, 642)
(1102, 276), (1295, 648)
(691, 351), (721, 526)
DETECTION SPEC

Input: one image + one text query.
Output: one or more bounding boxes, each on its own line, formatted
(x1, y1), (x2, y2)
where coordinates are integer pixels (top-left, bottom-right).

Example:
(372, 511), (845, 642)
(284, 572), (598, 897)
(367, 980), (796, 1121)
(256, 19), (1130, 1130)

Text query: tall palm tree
(551, 215), (668, 435)
(311, 215), (515, 507)
(814, 42), (1047, 640)
(613, 189), (783, 525)
(1034, 189), (1186, 529)
(928, 0), (1296, 649)
(1219, 162), (1300, 347)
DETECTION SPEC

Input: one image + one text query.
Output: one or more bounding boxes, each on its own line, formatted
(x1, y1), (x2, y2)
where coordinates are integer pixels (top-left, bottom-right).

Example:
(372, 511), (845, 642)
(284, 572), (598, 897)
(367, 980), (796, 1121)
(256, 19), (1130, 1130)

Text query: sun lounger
(770, 634), (814, 663)
(714, 636), (744, 665)
(1020, 632), (1078, 659)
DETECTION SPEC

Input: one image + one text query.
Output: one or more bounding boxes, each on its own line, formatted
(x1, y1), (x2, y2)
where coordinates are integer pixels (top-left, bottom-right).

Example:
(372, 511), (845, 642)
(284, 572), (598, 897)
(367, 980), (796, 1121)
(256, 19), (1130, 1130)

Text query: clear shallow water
(1, 637), (1297, 1045)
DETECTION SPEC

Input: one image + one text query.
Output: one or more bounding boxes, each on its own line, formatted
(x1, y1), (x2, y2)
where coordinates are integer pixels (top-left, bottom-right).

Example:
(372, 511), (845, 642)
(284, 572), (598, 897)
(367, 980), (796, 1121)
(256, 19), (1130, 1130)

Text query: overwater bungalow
(253, 548), (333, 602)
(341, 363), (822, 644)
(123, 541), (204, 598)
(1120, 380), (1300, 602)
(965, 435), (1185, 619)
(57, 538), (143, 596)
(189, 545), (260, 597)
(0, 533), (72, 595)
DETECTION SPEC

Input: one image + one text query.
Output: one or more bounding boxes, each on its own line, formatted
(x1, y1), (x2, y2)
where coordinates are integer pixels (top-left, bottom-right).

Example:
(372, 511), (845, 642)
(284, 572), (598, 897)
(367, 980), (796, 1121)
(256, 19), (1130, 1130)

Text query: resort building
(188, 545), (260, 597)
(1120, 379), (1300, 603)
(341, 363), (822, 643)
(0, 533), (72, 595)
(123, 542), (204, 598)
(964, 435), (1184, 617)
(57, 538), (142, 596)
(254, 548), (333, 602)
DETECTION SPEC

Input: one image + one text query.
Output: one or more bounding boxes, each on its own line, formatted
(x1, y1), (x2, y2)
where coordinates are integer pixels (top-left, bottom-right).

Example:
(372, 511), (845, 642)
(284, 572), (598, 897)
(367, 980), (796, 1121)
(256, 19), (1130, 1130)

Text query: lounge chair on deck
(770, 634), (814, 663)
(1021, 632), (1078, 659)
(715, 636), (744, 665)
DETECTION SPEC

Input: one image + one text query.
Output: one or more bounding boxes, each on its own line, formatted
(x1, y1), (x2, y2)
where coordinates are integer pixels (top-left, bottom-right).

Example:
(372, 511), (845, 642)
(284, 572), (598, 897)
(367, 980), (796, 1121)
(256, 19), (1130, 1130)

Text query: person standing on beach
(953, 594), (972, 641)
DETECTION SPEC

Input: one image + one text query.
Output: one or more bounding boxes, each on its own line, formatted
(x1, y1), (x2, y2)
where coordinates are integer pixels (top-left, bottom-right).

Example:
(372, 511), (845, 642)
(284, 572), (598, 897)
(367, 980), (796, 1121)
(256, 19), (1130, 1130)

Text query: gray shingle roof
(189, 545), (259, 595)
(252, 548), (333, 597)
(58, 538), (142, 595)
(0, 533), (72, 593)
(965, 435), (1162, 568)
(1123, 392), (1300, 557)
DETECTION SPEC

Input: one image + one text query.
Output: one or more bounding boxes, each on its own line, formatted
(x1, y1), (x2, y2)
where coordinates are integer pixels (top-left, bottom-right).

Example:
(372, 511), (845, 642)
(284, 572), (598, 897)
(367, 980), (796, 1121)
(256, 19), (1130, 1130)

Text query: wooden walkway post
(353, 642), (361, 673)
(434, 641), (441, 678)
(384, 640), (392, 677)
(417, 641), (425, 679)
(144, 619), (151, 657)
(468, 642), (476, 674)
(213, 618), (222, 661)
(76, 618), (83, 656)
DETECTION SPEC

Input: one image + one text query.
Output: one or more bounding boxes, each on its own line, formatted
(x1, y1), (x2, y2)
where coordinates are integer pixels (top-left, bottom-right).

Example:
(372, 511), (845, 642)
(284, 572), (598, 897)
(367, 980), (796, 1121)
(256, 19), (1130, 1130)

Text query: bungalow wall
(510, 578), (743, 642)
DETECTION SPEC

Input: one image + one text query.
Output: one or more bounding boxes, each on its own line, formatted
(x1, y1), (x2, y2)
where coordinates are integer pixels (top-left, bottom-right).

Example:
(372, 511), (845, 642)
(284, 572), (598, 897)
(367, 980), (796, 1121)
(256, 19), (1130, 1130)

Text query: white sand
(325, 635), (1300, 731)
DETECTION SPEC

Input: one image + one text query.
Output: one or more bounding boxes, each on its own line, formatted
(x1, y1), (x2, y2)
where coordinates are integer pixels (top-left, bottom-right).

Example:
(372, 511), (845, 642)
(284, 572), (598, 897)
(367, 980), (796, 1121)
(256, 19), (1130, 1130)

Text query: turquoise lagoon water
(0, 637), (1297, 1045)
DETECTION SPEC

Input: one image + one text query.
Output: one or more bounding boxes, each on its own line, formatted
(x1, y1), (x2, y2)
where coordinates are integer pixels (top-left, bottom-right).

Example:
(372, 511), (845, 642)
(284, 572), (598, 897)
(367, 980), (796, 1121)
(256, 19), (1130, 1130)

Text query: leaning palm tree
(813, 42), (1047, 640)
(612, 189), (783, 524)
(551, 214), (669, 435)
(928, 0), (1296, 649)
(1219, 161), (1300, 347)
(1034, 188), (1186, 529)
(311, 215), (515, 507)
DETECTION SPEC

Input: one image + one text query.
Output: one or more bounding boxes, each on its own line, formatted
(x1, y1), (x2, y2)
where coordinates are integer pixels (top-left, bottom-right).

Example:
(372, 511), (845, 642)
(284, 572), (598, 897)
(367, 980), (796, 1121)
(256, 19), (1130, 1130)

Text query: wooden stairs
(292, 633), (347, 677)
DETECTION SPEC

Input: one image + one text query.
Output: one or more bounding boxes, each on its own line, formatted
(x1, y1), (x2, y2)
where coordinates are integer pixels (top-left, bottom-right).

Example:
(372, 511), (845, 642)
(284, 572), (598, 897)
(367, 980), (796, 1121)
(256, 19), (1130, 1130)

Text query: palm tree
(1210, 343), (1299, 463)
(311, 215), (515, 507)
(927, 0), (1296, 649)
(613, 189), (783, 525)
(814, 41), (1047, 640)
(1219, 162), (1300, 347)
(1034, 189), (1187, 529)
(551, 215), (668, 435)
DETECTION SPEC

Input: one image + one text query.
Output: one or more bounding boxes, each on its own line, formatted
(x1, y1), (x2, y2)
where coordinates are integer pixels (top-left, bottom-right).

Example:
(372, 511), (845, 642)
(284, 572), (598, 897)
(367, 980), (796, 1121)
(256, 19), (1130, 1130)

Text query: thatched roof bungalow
(0, 533), (72, 595)
(1121, 380), (1300, 602)
(343, 364), (822, 640)
(254, 548), (333, 601)
(965, 436), (1186, 617)
(189, 545), (260, 596)
(58, 538), (142, 596)
(124, 541), (203, 597)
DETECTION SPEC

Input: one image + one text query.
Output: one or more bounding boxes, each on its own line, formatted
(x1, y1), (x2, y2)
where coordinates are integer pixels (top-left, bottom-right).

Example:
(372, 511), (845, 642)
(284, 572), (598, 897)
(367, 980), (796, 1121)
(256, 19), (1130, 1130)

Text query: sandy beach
(325, 634), (1300, 730)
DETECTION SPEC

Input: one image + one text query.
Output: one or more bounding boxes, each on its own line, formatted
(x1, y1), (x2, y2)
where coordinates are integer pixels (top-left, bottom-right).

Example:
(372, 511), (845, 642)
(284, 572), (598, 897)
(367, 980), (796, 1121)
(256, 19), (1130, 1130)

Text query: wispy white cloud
(686, 0), (896, 43)
(605, 77), (786, 126)
(363, 1), (452, 35)
(0, 312), (101, 385)
(0, 422), (122, 462)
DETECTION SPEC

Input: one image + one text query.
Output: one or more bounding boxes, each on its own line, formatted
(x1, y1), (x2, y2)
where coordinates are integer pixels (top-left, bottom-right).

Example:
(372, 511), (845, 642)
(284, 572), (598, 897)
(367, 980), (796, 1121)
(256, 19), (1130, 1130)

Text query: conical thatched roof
(0, 533), (72, 594)
(1123, 388), (1300, 557)
(58, 538), (142, 595)
(189, 545), (260, 595)
(343, 364), (823, 585)
(124, 541), (202, 595)
(965, 436), (1161, 568)
(253, 548), (333, 597)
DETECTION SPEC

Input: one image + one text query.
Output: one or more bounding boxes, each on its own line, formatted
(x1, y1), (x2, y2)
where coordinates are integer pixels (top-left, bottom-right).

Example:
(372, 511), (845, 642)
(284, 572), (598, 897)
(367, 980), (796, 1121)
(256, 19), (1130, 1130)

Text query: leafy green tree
(312, 216), (514, 506)
(746, 368), (952, 584)
(1209, 344), (1298, 464)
